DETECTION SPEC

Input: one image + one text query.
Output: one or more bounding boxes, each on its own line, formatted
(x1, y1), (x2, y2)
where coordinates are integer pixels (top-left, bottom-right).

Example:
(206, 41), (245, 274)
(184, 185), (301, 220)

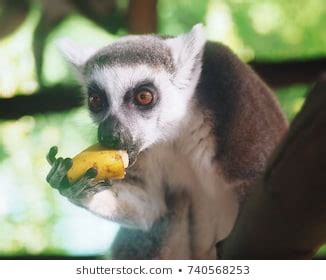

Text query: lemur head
(58, 24), (206, 164)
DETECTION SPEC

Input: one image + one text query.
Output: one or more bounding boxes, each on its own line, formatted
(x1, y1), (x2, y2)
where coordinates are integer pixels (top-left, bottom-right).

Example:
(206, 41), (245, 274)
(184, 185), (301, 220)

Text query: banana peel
(67, 144), (129, 183)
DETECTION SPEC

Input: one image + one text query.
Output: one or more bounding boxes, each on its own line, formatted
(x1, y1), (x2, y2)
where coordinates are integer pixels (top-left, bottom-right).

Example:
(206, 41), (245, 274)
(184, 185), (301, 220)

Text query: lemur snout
(98, 116), (131, 150)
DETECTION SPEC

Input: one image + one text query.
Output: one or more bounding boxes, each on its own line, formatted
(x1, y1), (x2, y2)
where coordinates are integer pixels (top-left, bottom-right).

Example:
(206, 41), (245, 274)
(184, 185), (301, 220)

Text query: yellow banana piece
(67, 144), (129, 183)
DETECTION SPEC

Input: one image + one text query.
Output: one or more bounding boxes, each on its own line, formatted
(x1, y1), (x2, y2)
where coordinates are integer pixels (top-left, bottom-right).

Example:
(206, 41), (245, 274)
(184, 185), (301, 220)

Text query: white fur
(87, 64), (192, 150)
(56, 38), (98, 70)
(85, 181), (166, 230)
(153, 104), (239, 255)
(165, 24), (206, 90)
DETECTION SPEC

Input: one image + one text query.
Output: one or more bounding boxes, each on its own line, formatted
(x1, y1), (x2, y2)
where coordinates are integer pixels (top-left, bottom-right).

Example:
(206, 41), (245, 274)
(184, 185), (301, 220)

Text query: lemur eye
(87, 83), (108, 113)
(134, 90), (154, 106)
(88, 93), (103, 111)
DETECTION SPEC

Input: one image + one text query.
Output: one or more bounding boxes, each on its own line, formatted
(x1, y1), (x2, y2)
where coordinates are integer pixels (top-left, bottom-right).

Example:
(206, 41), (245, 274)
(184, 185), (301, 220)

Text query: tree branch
(0, 58), (325, 120)
(218, 75), (326, 259)
(0, 85), (83, 119)
(128, 0), (157, 34)
(0, 0), (29, 38)
(71, 0), (125, 34)
(250, 57), (326, 89)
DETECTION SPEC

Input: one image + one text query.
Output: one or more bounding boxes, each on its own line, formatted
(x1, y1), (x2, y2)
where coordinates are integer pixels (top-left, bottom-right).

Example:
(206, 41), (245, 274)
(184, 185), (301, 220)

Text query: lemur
(46, 24), (288, 259)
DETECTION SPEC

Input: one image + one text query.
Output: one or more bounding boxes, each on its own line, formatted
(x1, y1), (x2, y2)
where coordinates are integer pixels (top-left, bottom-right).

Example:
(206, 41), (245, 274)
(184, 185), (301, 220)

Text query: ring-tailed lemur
(46, 24), (288, 259)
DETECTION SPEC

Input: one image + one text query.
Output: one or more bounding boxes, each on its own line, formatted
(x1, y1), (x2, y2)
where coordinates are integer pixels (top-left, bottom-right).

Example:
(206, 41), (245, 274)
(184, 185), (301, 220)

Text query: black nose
(98, 119), (122, 149)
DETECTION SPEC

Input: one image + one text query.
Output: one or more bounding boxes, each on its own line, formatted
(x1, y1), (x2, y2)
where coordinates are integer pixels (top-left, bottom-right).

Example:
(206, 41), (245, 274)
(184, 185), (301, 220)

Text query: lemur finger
(46, 158), (61, 184)
(47, 157), (72, 187)
(47, 157), (63, 186)
(63, 158), (73, 170)
(85, 167), (97, 179)
(56, 158), (73, 188)
(59, 167), (97, 198)
(47, 157), (71, 188)
(47, 146), (58, 165)
(46, 158), (72, 189)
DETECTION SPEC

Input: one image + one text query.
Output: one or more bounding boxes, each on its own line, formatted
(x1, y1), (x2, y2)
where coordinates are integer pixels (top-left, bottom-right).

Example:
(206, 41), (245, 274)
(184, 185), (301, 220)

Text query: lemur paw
(46, 146), (112, 200)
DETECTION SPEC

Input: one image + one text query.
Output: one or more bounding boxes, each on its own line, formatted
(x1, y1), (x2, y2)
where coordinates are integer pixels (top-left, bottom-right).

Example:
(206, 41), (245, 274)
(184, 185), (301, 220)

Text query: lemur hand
(46, 146), (111, 200)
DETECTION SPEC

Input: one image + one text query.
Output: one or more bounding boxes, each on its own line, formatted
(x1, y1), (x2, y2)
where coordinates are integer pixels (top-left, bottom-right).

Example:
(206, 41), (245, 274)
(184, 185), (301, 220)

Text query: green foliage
(0, 7), (39, 97)
(276, 86), (308, 121)
(0, 111), (119, 256)
(317, 245), (326, 256)
(43, 14), (117, 86)
(227, 0), (326, 60)
(0, 143), (8, 162)
(158, 0), (209, 35)
(159, 0), (326, 60)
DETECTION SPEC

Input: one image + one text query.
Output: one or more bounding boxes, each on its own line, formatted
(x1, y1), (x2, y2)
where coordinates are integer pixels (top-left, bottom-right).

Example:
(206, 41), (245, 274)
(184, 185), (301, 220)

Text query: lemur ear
(56, 38), (98, 71)
(165, 24), (206, 87)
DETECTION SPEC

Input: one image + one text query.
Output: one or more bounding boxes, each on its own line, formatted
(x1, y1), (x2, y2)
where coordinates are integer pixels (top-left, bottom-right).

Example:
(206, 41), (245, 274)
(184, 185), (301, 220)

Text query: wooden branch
(250, 57), (326, 89)
(128, 0), (157, 34)
(0, 58), (325, 120)
(0, 85), (83, 119)
(0, 0), (29, 38)
(218, 75), (326, 259)
(71, 0), (125, 34)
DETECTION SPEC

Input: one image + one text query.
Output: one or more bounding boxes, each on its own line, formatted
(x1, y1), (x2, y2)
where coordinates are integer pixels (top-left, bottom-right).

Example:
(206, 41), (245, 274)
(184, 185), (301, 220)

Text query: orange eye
(134, 90), (154, 106)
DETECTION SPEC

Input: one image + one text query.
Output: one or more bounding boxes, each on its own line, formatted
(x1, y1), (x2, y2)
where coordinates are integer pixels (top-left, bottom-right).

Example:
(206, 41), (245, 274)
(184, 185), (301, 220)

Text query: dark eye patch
(123, 80), (159, 111)
(87, 82), (109, 114)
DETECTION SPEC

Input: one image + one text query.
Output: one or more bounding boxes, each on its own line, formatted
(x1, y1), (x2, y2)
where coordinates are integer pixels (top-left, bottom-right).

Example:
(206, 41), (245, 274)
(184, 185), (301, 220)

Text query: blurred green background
(0, 0), (325, 258)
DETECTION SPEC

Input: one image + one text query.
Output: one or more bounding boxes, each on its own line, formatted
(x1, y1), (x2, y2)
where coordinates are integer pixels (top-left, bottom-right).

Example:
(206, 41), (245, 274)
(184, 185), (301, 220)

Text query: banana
(67, 144), (129, 183)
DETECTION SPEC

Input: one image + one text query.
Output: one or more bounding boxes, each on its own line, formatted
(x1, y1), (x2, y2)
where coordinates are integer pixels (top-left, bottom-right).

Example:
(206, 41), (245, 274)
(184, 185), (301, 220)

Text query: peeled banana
(67, 144), (129, 183)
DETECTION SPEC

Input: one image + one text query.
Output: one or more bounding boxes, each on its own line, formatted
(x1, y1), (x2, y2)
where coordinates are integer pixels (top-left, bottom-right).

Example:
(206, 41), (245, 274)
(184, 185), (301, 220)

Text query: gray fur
(197, 42), (288, 188)
(84, 36), (175, 76)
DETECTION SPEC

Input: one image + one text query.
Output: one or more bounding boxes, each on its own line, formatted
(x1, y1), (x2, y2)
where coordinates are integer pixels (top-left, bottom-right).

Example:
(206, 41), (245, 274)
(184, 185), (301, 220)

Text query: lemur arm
(75, 181), (166, 230)
(46, 147), (166, 230)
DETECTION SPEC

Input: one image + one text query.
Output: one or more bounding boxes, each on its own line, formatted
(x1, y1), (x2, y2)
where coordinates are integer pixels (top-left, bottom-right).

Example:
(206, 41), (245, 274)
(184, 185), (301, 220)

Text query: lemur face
(83, 39), (184, 162)
(58, 24), (206, 164)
